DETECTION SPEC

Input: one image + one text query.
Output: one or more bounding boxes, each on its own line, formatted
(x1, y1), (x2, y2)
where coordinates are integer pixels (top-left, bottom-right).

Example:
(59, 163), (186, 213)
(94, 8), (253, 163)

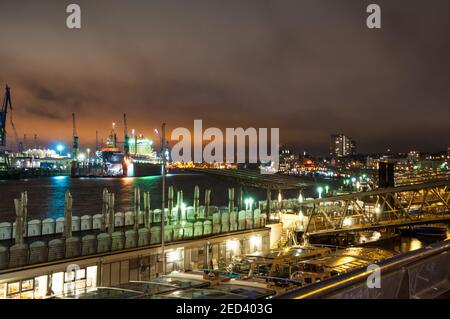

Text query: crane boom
(0, 85), (19, 149)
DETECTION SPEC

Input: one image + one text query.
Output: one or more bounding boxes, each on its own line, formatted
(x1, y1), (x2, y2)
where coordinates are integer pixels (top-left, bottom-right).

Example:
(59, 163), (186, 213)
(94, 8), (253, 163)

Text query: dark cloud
(0, 0), (449, 154)
(24, 106), (65, 121)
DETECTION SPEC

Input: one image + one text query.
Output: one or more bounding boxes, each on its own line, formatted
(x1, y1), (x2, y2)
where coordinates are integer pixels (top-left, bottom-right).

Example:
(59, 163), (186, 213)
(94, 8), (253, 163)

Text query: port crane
(70, 113), (79, 177)
(123, 113), (130, 158)
(0, 85), (20, 150)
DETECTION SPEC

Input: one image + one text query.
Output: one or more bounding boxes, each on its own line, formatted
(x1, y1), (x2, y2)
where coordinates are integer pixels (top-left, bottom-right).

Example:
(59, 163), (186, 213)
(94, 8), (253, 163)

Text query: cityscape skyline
(1, 0), (450, 155)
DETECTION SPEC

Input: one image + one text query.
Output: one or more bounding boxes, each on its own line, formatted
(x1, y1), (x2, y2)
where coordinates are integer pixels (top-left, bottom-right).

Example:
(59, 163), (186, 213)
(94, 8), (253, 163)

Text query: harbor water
(0, 173), (317, 221)
(0, 174), (447, 255)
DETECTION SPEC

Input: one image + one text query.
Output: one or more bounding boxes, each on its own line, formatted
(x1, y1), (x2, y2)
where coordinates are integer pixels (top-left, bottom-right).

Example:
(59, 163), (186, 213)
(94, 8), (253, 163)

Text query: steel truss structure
(301, 180), (450, 238)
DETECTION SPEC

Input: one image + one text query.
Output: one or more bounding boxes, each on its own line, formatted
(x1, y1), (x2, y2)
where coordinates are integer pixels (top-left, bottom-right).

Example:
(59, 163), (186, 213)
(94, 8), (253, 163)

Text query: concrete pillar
(14, 198), (24, 245)
(134, 186), (140, 231)
(143, 192), (150, 228)
(21, 192), (28, 237)
(266, 188), (272, 220)
(108, 193), (115, 235)
(204, 189), (211, 218)
(101, 188), (109, 232)
(177, 190), (184, 221)
(238, 186), (243, 211)
(168, 186), (174, 223)
(228, 188), (234, 214)
(64, 191), (73, 239)
(193, 185), (200, 220)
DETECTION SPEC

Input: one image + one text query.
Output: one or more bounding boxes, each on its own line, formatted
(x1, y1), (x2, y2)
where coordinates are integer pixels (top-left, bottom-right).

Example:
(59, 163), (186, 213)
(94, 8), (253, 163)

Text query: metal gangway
(300, 180), (450, 238)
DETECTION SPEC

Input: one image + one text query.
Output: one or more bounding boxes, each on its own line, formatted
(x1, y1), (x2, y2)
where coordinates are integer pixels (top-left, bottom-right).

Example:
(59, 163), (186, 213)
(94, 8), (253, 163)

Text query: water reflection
(0, 174), (309, 221)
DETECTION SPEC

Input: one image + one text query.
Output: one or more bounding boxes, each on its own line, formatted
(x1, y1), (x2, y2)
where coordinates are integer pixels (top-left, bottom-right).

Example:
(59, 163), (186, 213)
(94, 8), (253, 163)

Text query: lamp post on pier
(155, 123), (167, 274)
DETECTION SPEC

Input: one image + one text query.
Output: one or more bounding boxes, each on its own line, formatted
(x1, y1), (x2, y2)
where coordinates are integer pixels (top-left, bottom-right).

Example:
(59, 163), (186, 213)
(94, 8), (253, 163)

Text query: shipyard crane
(70, 113), (79, 177)
(72, 113), (79, 159)
(0, 85), (20, 150)
(123, 113), (130, 158)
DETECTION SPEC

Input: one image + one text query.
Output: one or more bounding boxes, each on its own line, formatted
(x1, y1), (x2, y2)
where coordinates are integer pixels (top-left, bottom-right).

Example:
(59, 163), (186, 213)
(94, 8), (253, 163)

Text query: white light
(343, 217), (352, 227)
(250, 236), (262, 248)
(226, 240), (238, 251)
(278, 193), (282, 203)
(375, 205), (381, 214)
(166, 249), (181, 263)
(77, 153), (86, 161)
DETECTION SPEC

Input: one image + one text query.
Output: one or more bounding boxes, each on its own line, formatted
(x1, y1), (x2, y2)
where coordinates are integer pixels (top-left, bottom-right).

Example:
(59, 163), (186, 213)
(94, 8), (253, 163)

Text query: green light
(244, 197), (254, 210)
(317, 187), (323, 198)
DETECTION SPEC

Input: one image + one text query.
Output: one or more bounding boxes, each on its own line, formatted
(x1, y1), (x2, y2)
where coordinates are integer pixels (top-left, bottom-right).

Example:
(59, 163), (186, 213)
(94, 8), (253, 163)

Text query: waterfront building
(330, 134), (356, 158)
(0, 195), (271, 299)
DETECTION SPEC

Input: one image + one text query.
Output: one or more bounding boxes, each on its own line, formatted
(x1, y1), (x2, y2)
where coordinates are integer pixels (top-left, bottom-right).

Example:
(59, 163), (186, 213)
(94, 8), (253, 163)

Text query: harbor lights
(317, 186), (323, 199)
(77, 153), (86, 162)
(56, 144), (64, 155)
(325, 185), (329, 195)
(374, 204), (382, 222)
(244, 197), (254, 211)
(343, 217), (353, 227)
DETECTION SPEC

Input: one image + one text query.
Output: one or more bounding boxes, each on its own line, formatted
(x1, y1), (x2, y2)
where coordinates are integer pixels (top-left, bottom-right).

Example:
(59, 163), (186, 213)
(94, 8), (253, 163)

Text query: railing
(277, 239), (450, 299)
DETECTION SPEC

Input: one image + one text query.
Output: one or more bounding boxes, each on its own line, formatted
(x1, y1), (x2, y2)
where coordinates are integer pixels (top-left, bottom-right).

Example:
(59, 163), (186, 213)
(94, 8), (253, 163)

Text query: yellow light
(278, 193), (282, 203)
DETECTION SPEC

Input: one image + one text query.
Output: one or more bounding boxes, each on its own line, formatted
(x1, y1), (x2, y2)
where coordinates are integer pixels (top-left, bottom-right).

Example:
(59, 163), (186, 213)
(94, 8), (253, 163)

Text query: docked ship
(72, 116), (162, 178)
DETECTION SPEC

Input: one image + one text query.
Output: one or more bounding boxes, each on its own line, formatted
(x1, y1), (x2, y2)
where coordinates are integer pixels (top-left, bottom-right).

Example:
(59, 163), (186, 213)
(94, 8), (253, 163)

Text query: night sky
(0, 0), (449, 156)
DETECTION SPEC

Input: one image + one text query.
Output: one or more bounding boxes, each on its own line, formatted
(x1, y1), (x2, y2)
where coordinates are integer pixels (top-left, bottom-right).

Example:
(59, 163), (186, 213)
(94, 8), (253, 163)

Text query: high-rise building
(407, 150), (420, 163)
(330, 134), (356, 157)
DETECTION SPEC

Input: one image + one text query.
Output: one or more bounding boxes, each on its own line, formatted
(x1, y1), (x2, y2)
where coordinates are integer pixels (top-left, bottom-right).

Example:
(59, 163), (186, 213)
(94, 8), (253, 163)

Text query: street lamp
(155, 123), (167, 274)
(77, 153), (86, 162)
(317, 186), (323, 199)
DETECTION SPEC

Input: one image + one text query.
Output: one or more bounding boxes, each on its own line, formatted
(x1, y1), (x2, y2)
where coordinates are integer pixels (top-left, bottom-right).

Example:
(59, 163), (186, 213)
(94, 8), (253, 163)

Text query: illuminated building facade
(330, 134), (356, 158)
(129, 135), (154, 157)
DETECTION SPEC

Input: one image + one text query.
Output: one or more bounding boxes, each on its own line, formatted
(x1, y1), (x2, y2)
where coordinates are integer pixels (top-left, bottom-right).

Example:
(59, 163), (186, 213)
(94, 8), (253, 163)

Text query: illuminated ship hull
(102, 150), (162, 177)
